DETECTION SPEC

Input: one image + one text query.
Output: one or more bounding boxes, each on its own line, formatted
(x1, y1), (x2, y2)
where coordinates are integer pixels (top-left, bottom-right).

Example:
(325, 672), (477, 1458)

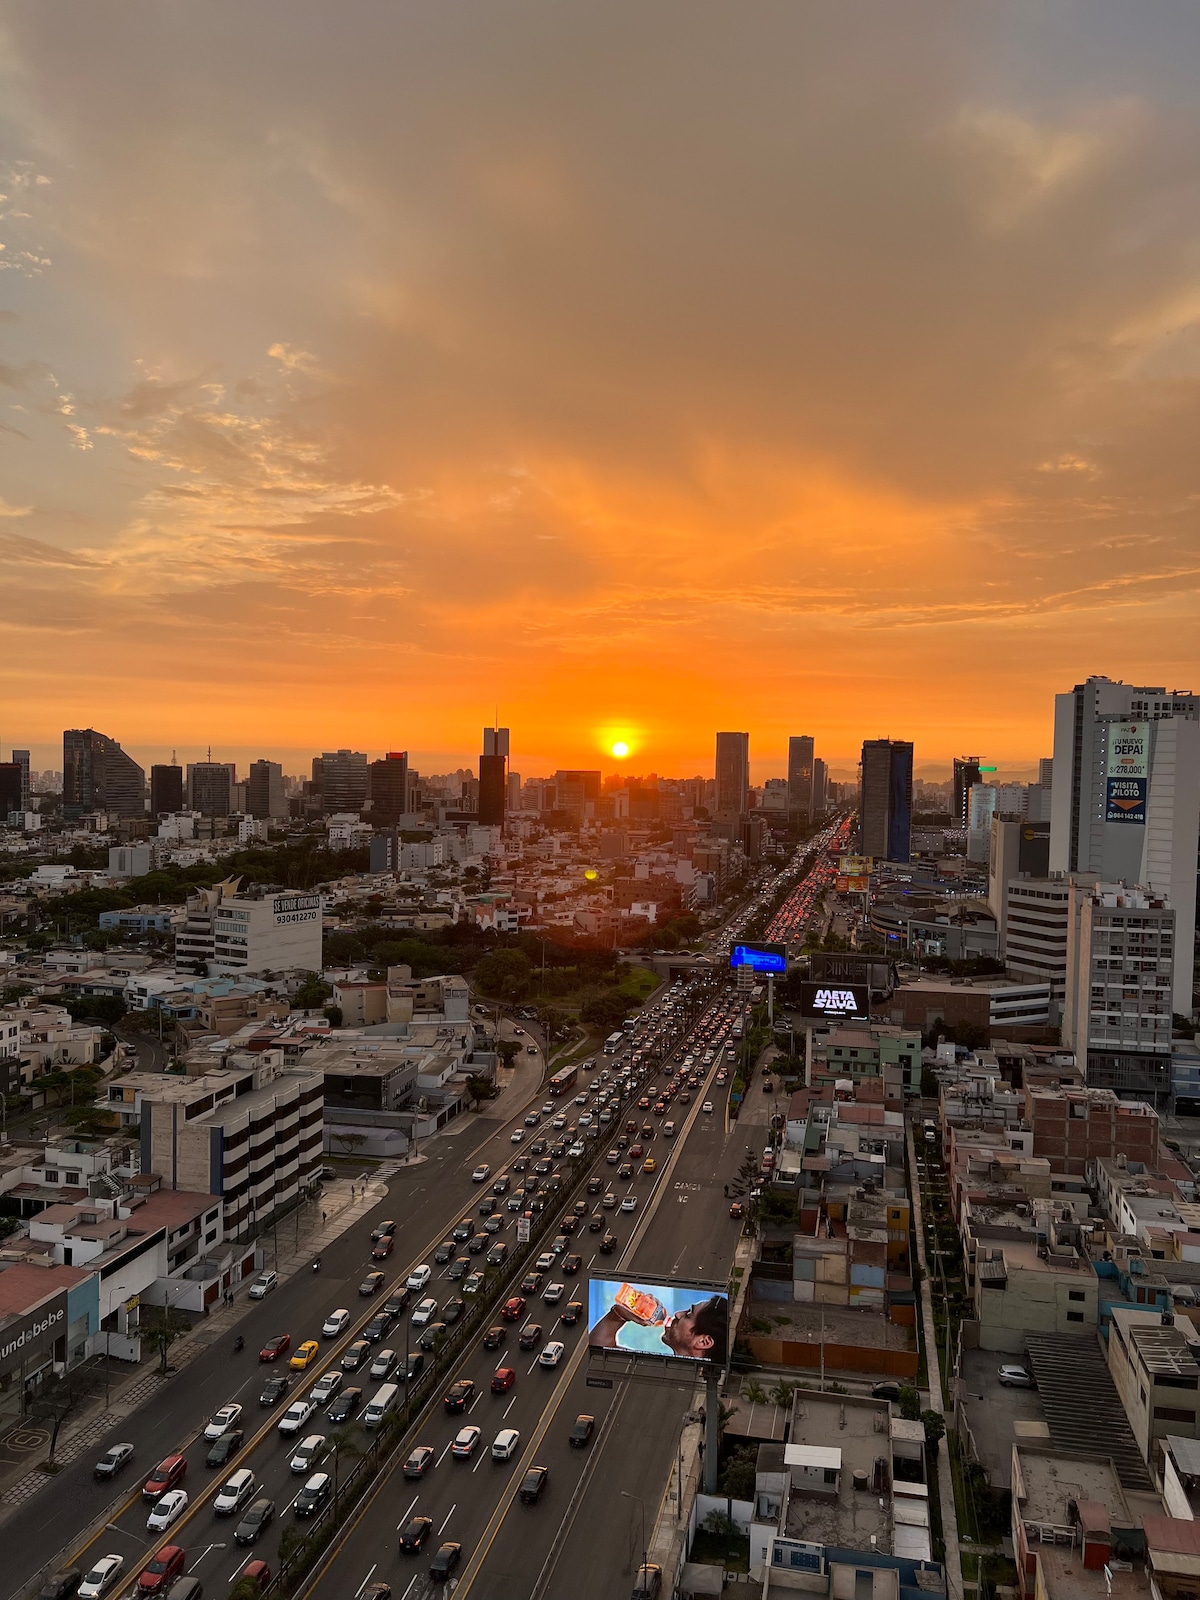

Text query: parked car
(998, 1365), (1036, 1388)
(247, 1271), (277, 1300)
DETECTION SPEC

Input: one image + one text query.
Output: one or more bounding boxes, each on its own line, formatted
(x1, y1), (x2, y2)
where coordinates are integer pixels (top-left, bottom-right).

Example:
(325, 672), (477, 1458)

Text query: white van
(362, 1382), (400, 1430)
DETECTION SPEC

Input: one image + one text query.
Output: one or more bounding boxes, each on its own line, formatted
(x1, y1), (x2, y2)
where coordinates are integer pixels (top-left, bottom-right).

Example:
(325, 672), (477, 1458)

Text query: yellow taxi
(289, 1339), (320, 1371)
(642, 1157), (657, 1174)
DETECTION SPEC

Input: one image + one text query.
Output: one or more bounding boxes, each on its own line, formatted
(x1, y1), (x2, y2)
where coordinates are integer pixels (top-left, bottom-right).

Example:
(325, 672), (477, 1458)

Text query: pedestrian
(322, 1210), (327, 1225)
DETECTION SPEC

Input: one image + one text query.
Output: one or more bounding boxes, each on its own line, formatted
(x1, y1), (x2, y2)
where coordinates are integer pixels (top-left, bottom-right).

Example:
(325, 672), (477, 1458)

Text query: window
(824, 1467), (838, 1484)
(1066, 1311), (1085, 1323)
(1153, 1405), (1196, 1424)
(1068, 1290), (1086, 1302)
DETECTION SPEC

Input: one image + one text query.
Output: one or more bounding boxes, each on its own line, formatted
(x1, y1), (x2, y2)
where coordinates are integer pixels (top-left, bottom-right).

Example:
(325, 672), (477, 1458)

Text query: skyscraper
(812, 758), (828, 817)
(483, 726), (510, 760)
(859, 738), (914, 863)
(714, 732), (750, 818)
(150, 763), (184, 816)
(187, 761), (236, 818)
(0, 763), (22, 816)
(247, 759), (286, 820)
(11, 750), (30, 809)
(316, 750), (369, 815)
(952, 757), (982, 828)
(63, 729), (146, 819)
(368, 752), (409, 824)
(478, 726), (509, 826)
(1050, 675), (1200, 1016)
(787, 736), (815, 820)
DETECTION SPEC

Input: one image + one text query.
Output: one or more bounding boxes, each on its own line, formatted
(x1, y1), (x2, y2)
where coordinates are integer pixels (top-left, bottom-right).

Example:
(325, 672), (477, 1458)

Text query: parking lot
(958, 1348), (1045, 1488)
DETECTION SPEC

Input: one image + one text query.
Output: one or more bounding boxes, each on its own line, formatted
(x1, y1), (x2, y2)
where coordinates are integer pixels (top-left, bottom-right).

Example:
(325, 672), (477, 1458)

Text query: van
(362, 1383), (400, 1429)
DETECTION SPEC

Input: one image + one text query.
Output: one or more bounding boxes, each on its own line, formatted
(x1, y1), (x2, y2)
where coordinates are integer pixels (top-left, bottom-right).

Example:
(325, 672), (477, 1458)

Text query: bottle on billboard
(613, 1284), (666, 1325)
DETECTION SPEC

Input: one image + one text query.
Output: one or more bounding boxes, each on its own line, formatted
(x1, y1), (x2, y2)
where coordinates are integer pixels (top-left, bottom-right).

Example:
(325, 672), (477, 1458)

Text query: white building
(175, 878), (323, 976)
(1003, 879), (1071, 997)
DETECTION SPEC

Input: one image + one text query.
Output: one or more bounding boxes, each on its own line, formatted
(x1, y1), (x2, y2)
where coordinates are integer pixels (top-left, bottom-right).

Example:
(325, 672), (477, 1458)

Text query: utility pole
(703, 1368), (721, 1494)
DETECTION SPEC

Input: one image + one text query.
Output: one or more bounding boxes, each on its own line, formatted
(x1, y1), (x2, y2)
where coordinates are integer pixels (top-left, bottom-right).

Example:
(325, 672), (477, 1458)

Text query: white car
(247, 1271), (277, 1300)
(407, 1264), (432, 1291)
(536, 1252), (556, 1271)
(551, 1114), (567, 1130)
(451, 1425), (482, 1459)
(278, 1397), (319, 1436)
(538, 1341), (565, 1368)
(574, 1093), (588, 1106)
(541, 1102), (554, 1116)
(543, 1283), (565, 1304)
(472, 1164), (490, 1183)
(510, 1130), (525, 1144)
(491, 1427), (521, 1461)
(369, 1348), (396, 1380)
(78, 1556), (124, 1599)
(322, 1308), (350, 1338)
(621, 1196), (638, 1213)
(214, 1468), (257, 1516)
(568, 1142), (586, 1158)
(463, 1271), (486, 1295)
(204, 1403), (243, 1440)
(290, 1433), (328, 1474)
(411, 1296), (438, 1326)
(701, 1101), (714, 1113)
(146, 1488), (189, 1532)
(310, 1370), (343, 1404)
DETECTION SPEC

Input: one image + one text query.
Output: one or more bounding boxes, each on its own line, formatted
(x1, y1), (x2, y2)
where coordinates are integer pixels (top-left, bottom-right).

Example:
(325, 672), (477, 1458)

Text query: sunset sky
(2, 3), (1198, 782)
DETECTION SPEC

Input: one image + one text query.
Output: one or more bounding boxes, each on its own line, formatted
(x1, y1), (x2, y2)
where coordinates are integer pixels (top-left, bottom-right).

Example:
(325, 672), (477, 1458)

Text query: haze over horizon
(3, 3), (1199, 774)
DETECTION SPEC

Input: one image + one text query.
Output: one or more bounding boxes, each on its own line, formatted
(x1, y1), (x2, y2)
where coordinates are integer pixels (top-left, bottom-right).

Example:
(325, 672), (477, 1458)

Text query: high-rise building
(367, 752), (409, 824)
(552, 770), (601, 820)
(859, 739), (913, 863)
(150, 763), (184, 816)
(1004, 878), (1072, 996)
(507, 771), (522, 812)
(483, 726), (510, 760)
(187, 761), (236, 818)
(812, 758), (828, 817)
(479, 727), (509, 827)
(952, 757), (983, 828)
(1050, 676), (1200, 1016)
(714, 732), (750, 818)
(11, 750), (30, 809)
(63, 729), (146, 819)
(316, 749), (369, 815)
(0, 763), (22, 816)
(988, 815), (1050, 946)
(787, 736), (815, 820)
(247, 759), (286, 821)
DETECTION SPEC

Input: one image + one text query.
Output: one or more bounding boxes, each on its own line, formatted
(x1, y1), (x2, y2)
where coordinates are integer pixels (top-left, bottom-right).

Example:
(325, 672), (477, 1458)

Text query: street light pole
(620, 1490), (647, 1583)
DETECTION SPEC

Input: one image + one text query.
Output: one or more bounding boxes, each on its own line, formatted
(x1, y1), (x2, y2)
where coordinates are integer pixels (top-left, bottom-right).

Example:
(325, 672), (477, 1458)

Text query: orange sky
(2, 4), (1198, 780)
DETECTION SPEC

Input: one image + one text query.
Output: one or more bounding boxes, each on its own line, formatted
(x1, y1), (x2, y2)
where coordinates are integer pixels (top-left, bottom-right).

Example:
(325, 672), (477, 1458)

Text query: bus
(622, 1017), (638, 1034)
(549, 1064), (579, 1097)
(603, 1032), (625, 1054)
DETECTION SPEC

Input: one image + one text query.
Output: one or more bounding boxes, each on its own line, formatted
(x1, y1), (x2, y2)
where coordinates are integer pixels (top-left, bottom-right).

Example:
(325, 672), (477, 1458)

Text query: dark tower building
(150, 763), (184, 816)
(63, 728), (145, 819)
(859, 738), (914, 864)
(368, 752), (410, 824)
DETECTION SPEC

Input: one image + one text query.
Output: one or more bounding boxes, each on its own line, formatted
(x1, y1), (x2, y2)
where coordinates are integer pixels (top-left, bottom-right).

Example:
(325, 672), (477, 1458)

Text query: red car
(729, 1201), (746, 1219)
(371, 1235), (394, 1260)
(500, 1296), (527, 1322)
(238, 1560), (271, 1593)
(491, 1367), (516, 1393)
(629, 1144), (644, 1160)
(137, 1546), (186, 1594)
(142, 1454), (187, 1501)
(259, 1334), (291, 1362)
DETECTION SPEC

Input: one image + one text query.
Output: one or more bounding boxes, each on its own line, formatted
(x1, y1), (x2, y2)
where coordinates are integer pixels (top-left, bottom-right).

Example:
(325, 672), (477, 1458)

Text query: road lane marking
(503, 1394), (518, 1418)
(437, 1502), (456, 1534)
(395, 1494), (419, 1529)
(355, 1563), (377, 1596)
(436, 1438), (455, 1464)
(401, 1577), (418, 1600)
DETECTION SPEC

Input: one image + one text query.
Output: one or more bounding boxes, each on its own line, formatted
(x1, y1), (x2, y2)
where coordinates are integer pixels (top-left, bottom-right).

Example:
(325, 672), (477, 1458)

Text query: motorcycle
(311, 1258), (322, 1274)
(234, 1336), (245, 1353)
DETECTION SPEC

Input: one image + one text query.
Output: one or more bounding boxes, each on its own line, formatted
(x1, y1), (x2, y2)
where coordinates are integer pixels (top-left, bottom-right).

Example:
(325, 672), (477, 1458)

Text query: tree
(580, 992), (631, 1031)
(63, 1105), (116, 1140)
(921, 1408), (946, 1458)
(474, 948), (533, 1001)
(897, 1384), (922, 1422)
(743, 1379), (770, 1405)
(323, 1005), (344, 1028)
(729, 1150), (759, 1200)
(464, 1074), (497, 1110)
(335, 1131), (368, 1160)
(326, 1427), (362, 1513)
(495, 1039), (521, 1068)
(292, 974), (332, 1010)
(146, 1303), (190, 1376)
(716, 1444), (758, 1500)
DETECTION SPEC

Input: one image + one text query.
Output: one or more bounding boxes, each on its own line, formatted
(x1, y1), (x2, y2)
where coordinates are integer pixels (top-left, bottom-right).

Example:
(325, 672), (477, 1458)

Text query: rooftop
(783, 1392), (896, 1551)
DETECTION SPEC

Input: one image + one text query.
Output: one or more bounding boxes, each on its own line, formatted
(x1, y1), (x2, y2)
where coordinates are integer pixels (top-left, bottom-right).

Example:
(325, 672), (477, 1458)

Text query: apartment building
(1106, 1308), (1200, 1463)
(175, 878), (323, 976)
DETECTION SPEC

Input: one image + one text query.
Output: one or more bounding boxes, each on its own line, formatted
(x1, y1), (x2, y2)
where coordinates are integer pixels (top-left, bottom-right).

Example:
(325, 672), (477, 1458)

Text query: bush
(474, 949), (533, 1001)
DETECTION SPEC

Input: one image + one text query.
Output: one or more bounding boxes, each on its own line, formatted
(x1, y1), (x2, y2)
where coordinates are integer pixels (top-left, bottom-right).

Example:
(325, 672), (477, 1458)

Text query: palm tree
(326, 1427), (362, 1516)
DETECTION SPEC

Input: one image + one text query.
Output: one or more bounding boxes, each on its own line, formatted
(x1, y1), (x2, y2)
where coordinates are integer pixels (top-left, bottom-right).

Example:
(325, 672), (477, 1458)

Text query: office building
(812, 757), (828, 817)
(787, 735), (815, 820)
(1063, 879), (1175, 1104)
(0, 762), (22, 816)
(967, 781), (1026, 862)
(62, 728), (145, 819)
(952, 757), (983, 828)
(507, 771), (522, 812)
(11, 749), (30, 808)
(479, 754), (507, 826)
(314, 749), (369, 815)
(988, 816), (1051, 948)
(1003, 882), (1071, 996)
(150, 763), (184, 816)
(483, 726), (510, 760)
(552, 770), (601, 820)
(187, 761), (236, 818)
(247, 759), (286, 821)
(1051, 676), (1200, 1017)
(715, 731), (750, 818)
(367, 751), (409, 824)
(175, 880), (323, 976)
(859, 738), (913, 863)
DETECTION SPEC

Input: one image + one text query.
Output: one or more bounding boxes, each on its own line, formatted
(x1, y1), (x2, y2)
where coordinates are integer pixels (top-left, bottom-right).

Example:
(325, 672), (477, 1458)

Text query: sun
(610, 741), (630, 759)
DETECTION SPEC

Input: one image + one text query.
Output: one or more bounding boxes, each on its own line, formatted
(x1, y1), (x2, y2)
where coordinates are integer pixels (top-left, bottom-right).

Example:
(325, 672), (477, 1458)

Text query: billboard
(798, 980), (870, 1021)
(836, 875), (870, 894)
(587, 1276), (729, 1366)
(730, 941), (787, 975)
(839, 854), (872, 876)
(1106, 721), (1149, 825)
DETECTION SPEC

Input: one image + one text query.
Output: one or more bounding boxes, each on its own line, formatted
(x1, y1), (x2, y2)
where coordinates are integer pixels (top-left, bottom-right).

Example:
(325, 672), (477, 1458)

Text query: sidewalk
(0, 1172), (391, 1514)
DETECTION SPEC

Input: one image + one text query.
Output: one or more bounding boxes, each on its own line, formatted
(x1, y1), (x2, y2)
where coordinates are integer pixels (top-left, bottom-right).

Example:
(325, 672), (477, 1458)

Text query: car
(411, 1297), (438, 1326)
(143, 1455), (187, 1500)
(371, 1218), (396, 1241)
(606, 1149), (620, 1165)
(401, 1351), (425, 1384)
(521, 1271), (544, 1295)
(629, 1143), (644, 1159)
(512, 1156), (530, 1173)
(407, 1264), (433, 1290)
(562, 1253), (582, 1275)
(359, 1271), (386, 1296)
(321, 1307), (351, 1337)
(543, 1282), (565, 1304)
(998, 1364), (1036, 1388)
(728, 1200), (746, 1218)
(234, 1497), (275, 1545)
(259, 1374), (291, 1406)
(536, 1250), (556, 1270)
(369, 1347), (397, 1380)
(482, 1324), (506, 1350)
(418, 1321), (448, 1353)
(247, 1271), (277, 1300)
(518, 1322), (543, 1349)
(259, 1334), (291, 1362)
(621, 1196), (638, 1213)
(561, 1299), (584, 1326)
(506, 1195), (523, 1213)
(135, 1545), (185, 1595)
(402, 1445), (436, 1480)
(491, 1426), (520, 1460)
(599, 1232), (618, 1254)
(468, 1232), (489, 1254)
(289, 1433), (329, 1474)
(290, 1339), (320, 1371)
(36, 1572), (83, 1600)
(530, 1139), (548, 1154)
(399, 1514), (435, 1553)
(447, 1255), (471, 1279)
(430, 1543), (462, 1583)
(702, 1101), (714, 1113)
(519, 1464), (548, 1503)
(146, 1488), (189, 1532)
(618, 1162), (634, 1180)
(364, 1313), (392, 1343)
(371, 1235), (394, 1260)
(491, 1365), (516, 1393)
(524, 1111), (540, 1127)
(444, 1378), (475, 1413)
(204, 1403), (244, 1440)
(326, 1386), (363, 1424)
(205, 1428), (244, 1468)
(472, 1164), (491, 1182)
(870, 1381), (903, 1403)
(383, 1289), (411, 1318)
(539, 1341), (565, 1368)
(642, 1156), (657, 1173)
(588, 1212), (604, 1232)
(602, 1192), (617, 1209)
(236, 1560), (272, 1594)
(311, 1368), (344, 1403)
(93, 1441), (134, 1481)
(294, 1472), (331, 1518)
(568, 1141), (586, 1158)
(451, 1425), (482, 1459)
(569, 1413), (595, 1448)
(587, 1176), (604, 1195)
(77, 1557), (124, 1600)
(485, 1242), (508, 1268)
(443, 1296), (466, 1325)
(483, 1212), (504, 1233)
(433, 1239), (456, 1264)
(278, 1397), (318, 1435)
(214, 1468), (257, 1516)
(510, 1129), (525, 1144)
